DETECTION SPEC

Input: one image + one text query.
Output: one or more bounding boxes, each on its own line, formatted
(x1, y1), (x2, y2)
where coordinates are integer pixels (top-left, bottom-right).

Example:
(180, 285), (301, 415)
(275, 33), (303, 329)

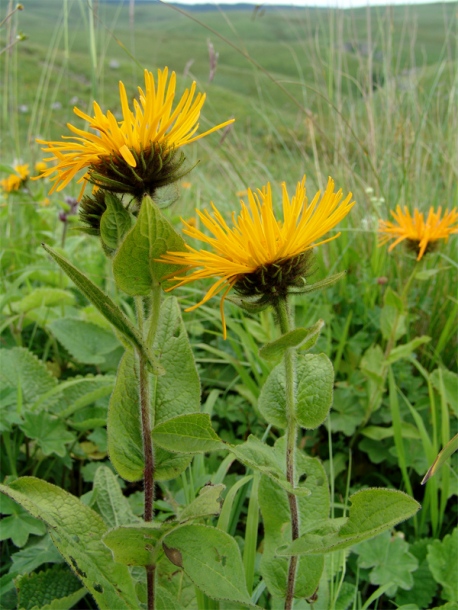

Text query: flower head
(378, 206), (458, 260)
(1, 164), (29, 192)
(160, 175), (354, 338)
(34, 67), (234, 200)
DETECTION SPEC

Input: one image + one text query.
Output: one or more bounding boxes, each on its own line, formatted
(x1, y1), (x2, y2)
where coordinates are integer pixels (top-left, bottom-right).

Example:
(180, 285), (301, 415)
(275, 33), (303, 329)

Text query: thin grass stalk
(243, 471), (260, 594)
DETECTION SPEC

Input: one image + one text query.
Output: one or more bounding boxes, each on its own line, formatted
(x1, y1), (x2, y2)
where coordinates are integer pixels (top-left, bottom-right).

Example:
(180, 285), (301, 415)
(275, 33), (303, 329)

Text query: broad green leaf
(0, 478), (138, 609)
(258, 353), (333, 430)
(49, 318), (120, 365)
(360, 344), (385, 384)
(102, 523), (165, 566)
(152, 297), (201, 425)
(112, 195), (185, 295)
(107, 351), (144, 481)
(258, 320), (324, 362)
(21, 412), (75, 457)
(152, 413), (223, 454)
(0, 347), (57, 412)
(10, 534), (63, 575)
(163, 524), (255, 607)
(355, 530), (418, 597)
(427, 528), (458, 601)
(156, 586), (185, 610)
(422, 434), (458, 484)
(0, 495), (46, 548)
(296, 353), (334, 429)
(16, 564), (85, 610)
(386, 336), (431, 364)
(278, 488), (420, 556)
(228, 435), (310, 496)
(54, 375), (115, 418)
(92, 466), (140, 528)
(259, 442), (329, 599)
(384, 287), (404, 312)
(178, 484), (225, 522)
(362, 423), (421, 442)
(155, 448), (192, 481)
(100, 193), (133, 252)
(395, 539), (438, 609)
(415, 268), (443, 281)
(380, 305), (406, 342)
(11, 288), (75, 313)
(42, 244), (160, 373)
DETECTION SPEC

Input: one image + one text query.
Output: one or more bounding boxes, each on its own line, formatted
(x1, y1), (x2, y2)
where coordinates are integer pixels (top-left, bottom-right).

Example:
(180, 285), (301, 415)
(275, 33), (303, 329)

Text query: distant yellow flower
(378, 206), (458, 260)
(160, 176), (354, 338)
(35, 161), (47, 175)
(35, 67), (234, 199)
(15, 164), (29, 180)
(40, 197), (51, 207)
(1, 164), (29, 192)
(181, 181), (192, 189)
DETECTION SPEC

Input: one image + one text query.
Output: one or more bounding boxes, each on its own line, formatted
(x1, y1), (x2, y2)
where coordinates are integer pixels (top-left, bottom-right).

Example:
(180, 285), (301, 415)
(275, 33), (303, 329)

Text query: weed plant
(0, 1), (457, 609)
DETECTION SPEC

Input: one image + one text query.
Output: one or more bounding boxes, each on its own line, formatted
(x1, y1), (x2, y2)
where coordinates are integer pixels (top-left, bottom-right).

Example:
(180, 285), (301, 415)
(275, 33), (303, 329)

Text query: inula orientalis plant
(0, 66), (422, 610)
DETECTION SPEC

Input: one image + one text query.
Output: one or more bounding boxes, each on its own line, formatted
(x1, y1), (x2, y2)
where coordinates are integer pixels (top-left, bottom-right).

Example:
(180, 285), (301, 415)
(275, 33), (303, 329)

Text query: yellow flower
(14, 164), (29, 180)
(160, 175), (354, 338)
(35, 161), (48, 175)
(378, 206), (458, 260)
(35, 67), (234, 199)
(40, 197), (51, 207)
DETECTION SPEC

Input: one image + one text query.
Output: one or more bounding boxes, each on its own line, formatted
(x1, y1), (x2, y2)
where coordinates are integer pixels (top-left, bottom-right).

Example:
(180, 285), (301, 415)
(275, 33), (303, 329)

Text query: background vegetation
(1, 0), (457, 608)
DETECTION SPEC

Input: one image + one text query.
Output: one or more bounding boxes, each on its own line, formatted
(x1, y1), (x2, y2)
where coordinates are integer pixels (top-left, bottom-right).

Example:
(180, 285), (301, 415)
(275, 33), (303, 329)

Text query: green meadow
(1, 1), (457, 608)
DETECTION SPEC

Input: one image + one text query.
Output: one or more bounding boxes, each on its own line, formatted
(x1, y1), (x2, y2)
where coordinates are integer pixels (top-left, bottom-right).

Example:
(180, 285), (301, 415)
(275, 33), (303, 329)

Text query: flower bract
(160, 175), (355, 338)
(35, 67), (234, 199)
(378, 206), (458, 260)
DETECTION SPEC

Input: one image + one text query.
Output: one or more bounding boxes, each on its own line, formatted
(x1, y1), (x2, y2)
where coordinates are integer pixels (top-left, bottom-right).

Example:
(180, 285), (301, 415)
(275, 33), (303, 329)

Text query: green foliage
(355, 531), (418, 596)
(152, 413), (223, 454)
(427, 528), (458, 602)
(16, 564), (85, 610)
(99, 193), (134, 253)
(49, 318), (121, 365)
(112, 196), (185, 294)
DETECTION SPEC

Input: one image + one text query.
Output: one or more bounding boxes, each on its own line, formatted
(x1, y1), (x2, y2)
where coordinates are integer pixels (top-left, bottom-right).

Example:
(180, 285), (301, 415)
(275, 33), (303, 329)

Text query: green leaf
(360, 344), (385, 384)
(228, 435), (310, 496)
(21, 412), (75, 457)
(258, 353), (333, 430)
(155, 448), (192, 481)
(178, 484), (225, 523)
(355, 530), (418, 597)
(11, 288), (75, 313)
(422, 434), (458, 484)
(380, 305), (406, 342)
(54, 375), (115, 418)
(259, 442), (329, 599)
(430, 368), (458, 416)
(16, 564), (85, 610)
(0, 347), (57, 411)
(102, 523), (165, 566)
(386, 336), (431, 364)
(415, 268), (444, 281)
(0, 495), (46, 547)
(162, 524), (255, 606)
(395, 539), (438, 609)
(279, 488), (420, 556)
(100, 193), (133, 252)
(427, 528), (458, 601)
(152, 413), (223, 454)
(0, 477), (139, 609)
(155, 586), (185, 610)
(288, 271), (347, 295)
(42, 243), (160, 373)
(384, 287), (404, 312)
(152, 297), (201, 425)
(258, 320), (324, 362)
(296, 353), (334, 429)
(107, 351), (144, 482)
(10, 534), (63, 575)
(112, 196), (185, 295)
(92, 466), (140, 528)
(49, 318), (120, 365)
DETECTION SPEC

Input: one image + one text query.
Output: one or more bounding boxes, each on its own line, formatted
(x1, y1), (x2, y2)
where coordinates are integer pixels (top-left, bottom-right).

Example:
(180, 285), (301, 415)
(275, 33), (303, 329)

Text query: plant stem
(136, 294), (157, 610)
(275, 299), (300, 610)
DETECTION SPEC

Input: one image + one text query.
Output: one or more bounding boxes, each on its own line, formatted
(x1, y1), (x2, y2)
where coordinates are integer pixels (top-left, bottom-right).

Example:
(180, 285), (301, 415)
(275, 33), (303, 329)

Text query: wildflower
(160, 175), (354, 338)
(1, 164), (29, 192)
(34, 67), (234, 200)
(40, 197), (51, 207)
(35, 161), (48, 175)
(378, 206), (458, 261)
